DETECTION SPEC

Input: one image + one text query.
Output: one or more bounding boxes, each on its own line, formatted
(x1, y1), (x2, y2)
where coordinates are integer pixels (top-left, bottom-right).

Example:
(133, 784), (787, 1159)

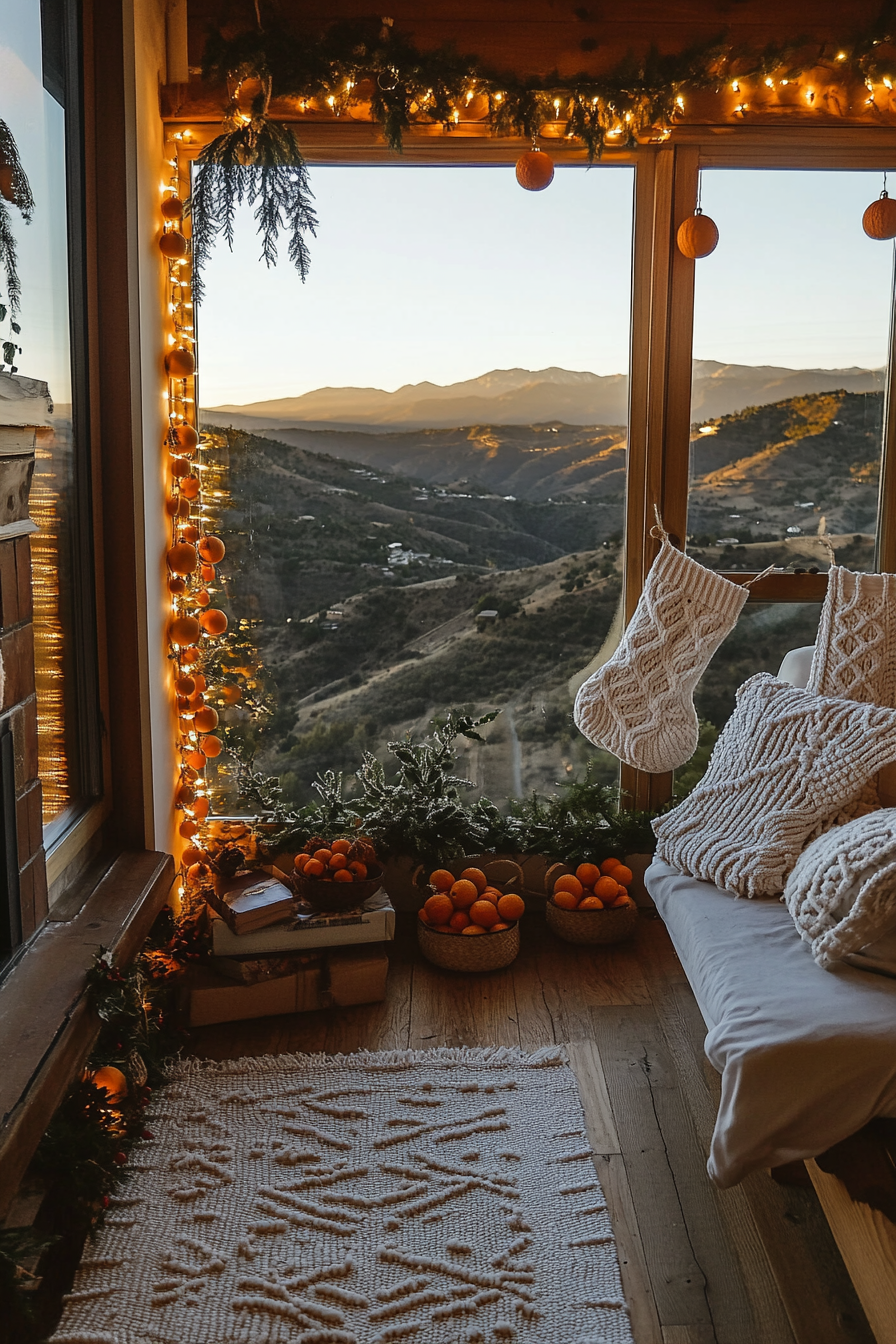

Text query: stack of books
(189, 869), (395, 1027)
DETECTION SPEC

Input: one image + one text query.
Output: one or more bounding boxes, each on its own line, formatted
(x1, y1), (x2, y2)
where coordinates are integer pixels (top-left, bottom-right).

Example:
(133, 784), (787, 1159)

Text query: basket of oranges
(545, 859), (638, 944)
(293, 836), (383, 911)
(417, 858), (525, 971)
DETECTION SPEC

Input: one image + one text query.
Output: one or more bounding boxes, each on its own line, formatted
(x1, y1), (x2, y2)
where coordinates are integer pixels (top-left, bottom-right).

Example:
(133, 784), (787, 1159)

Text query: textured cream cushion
(783, 810), (896, 971)
(652, 673), (896, 898)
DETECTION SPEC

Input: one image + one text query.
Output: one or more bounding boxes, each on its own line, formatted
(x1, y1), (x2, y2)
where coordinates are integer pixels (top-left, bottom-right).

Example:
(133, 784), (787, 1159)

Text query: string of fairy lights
(160, 136), (230, 887)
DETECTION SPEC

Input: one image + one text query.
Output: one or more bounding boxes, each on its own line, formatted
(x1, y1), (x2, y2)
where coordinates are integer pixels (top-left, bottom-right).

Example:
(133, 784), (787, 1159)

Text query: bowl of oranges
(545, 859), (638, 944)
(417, 858), (526, 971)
(293, 836), (383, 911)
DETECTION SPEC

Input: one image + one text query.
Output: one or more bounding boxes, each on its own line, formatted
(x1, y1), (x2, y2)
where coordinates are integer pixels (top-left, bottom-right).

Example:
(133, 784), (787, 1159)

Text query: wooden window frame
(622, 132), (896, 808)
(170, 122), (896, 814)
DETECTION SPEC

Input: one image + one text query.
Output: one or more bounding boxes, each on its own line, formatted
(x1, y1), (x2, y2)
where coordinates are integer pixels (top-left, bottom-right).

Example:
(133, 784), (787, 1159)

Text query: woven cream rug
(51, 1047), (634, 1344)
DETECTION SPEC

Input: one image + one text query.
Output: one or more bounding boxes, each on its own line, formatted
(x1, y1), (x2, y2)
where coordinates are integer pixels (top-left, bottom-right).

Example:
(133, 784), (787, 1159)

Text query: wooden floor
(188, 912), (874, 1344)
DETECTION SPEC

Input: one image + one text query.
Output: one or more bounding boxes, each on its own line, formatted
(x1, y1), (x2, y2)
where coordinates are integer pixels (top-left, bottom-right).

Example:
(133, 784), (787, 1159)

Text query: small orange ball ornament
(185, 749), (206, 769)
(862, 191), (896, 239)
(200, 608), (228, 636)
(161, 194), (184, 221)
(175, 674), (195, 696)
(677, 210), (719, 259)
(179, 818), (199, 838)
(192, 796), (210, 820)
(182, 525), (200, 543)
(159, 229), (188, 258)
(180, 647), (200, 666)
(198, 535), (225, 564)
(201, 735), (223, 758)
(90, 1065), (128, 1102)
(166, 541), (197, 574)
(515, 148), (554, 191)
(169, 614), (201, 645)
(220, 685), (242, 704)
(166, 347), (195, 378)
(170, 423), (198, 454)
(200, 562), (216, 581)
(194, 707), (219, 733)
(170, 456), (191, 478)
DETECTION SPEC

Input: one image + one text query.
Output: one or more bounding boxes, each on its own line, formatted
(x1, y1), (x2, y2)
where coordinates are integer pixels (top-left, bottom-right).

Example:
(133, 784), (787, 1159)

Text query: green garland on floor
(187, 7), (896, 293)
(1, 910), (205, 1342)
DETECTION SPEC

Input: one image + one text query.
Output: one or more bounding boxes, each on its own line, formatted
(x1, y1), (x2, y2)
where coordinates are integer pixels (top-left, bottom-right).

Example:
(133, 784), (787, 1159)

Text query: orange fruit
(552, 890), (579, 910)
(491, 922), (511, 932)
(449, 910), (470, 932)
(553, 874), (583, 900)
(462, 924), (485, 935)
(460, 867), (487, 893)
(304, 858), (325, 878)
(600, 858), (621, 876)
(612, 893), (633, 908)
(497, 893), (525, 922)
(424, 893), (455, 925)
(418, 907), (430, 924)
(576, 863), (601, 888)
(329, 853), (348, 870)
(615, 885), (628, 898)
(613, 865), (633, 886)
(294, 853), (309, 870)
(313, 849), (332, 864)
(579, 896), (604, 910)
(430, 868), (455, 891)
(479, 887), (501, 905)
(469, 899), (500, 928)
(450, 879), (479, 909)
(594, 876), (620, 900)
(331, 839), (352, 855)
(349, 861), (367, 879)
(333, 869), (354, 883)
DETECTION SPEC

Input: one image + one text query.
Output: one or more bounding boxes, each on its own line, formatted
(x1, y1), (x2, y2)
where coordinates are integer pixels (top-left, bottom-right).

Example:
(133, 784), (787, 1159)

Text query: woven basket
(417, 919), (520, 972)
(293, 867), (384, 912)
(545, 897), (639, 945)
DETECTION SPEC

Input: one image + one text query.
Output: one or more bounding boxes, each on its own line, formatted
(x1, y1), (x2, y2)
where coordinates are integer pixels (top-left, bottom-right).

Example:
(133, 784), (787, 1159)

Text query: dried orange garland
(160, 142), (230, 885)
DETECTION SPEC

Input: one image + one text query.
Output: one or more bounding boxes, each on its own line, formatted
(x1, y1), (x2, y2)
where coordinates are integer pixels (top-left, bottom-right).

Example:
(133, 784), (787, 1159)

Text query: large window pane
(688, 170), (891, 575)
(198, 165), (634, 807)
(2, 2), (90, 833)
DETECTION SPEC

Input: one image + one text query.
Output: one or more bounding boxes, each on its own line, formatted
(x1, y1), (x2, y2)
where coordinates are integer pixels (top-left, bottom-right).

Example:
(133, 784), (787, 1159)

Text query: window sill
(0, 848), (174, 1219)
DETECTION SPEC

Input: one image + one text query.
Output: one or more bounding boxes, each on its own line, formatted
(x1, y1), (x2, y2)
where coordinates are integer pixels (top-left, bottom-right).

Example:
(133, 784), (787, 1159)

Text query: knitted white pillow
(784, 810), (896, 970)
(652, 673), (896, 898)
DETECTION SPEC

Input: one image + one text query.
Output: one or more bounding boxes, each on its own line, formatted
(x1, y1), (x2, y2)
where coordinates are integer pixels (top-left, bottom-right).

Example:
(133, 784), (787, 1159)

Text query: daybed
(644, 646), (896, 1341)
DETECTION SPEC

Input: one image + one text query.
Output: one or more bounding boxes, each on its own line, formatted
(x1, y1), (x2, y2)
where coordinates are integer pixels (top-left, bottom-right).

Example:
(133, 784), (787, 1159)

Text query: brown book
(205, 871), (296, 934)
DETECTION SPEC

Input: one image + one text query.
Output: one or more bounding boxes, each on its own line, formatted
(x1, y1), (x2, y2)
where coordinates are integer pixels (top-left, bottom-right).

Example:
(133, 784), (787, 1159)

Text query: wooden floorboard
(184, 910), (873, 1344)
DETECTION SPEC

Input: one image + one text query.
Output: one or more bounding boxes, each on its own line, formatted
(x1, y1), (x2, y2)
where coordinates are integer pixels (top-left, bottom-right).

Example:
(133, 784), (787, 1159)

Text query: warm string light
(161, 134), (231, 885)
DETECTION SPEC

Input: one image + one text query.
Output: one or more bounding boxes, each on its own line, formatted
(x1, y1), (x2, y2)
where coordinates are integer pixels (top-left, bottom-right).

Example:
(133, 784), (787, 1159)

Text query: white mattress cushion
(646, 858), (896, 1186)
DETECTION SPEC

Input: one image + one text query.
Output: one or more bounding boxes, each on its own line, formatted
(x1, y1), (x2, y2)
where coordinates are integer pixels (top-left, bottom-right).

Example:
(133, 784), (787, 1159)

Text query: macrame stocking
(807, 563), (896, 823)
(808, 565), (896, 707)
(574, 518), (754, 773)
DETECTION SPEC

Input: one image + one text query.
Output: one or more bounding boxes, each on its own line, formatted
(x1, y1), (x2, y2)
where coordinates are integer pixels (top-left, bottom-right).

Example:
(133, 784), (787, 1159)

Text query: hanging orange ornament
(171, 423), (198, 453)
(167, 541), (197, 574)
(169, 614), (201, 646)
(863, 189), (896, 239)
(198, 535), (225, 564)
(159, 229), (188, 258)
(194, 707), (219, 733)
(161, 194), (184, 221)
(201, 735), (223, 758)
(515, 148), (554, 191)
(200, 609), (228, 636)
(166, 347), (195, 378)
(677, 208), (719, 258)
(89, 1065), (128, 1102)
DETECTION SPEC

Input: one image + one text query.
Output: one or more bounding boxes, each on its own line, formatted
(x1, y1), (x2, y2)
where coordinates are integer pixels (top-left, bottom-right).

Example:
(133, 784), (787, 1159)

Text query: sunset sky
(195, 165), (894, 408)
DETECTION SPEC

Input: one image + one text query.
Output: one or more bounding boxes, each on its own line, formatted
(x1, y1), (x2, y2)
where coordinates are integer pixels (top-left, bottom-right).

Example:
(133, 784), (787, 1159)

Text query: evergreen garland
(0, 118), (34, 372)
(186, 6), (896, 297)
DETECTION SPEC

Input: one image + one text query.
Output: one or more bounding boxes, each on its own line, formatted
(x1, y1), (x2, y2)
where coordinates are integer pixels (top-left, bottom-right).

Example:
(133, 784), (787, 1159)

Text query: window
(2, 0), (101, 843)
(197, 164), (635, 807)
(687, 170), (892, 576)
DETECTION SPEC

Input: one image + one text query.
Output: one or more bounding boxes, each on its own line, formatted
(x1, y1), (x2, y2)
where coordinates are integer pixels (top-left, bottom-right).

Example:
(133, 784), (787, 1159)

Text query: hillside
(205, 360), (883, 433)
(205, 385), (882, 806)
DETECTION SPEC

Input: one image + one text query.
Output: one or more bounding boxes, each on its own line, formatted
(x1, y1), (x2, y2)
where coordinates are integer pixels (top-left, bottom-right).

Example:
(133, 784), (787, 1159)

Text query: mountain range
(206, 361), (884, 432)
